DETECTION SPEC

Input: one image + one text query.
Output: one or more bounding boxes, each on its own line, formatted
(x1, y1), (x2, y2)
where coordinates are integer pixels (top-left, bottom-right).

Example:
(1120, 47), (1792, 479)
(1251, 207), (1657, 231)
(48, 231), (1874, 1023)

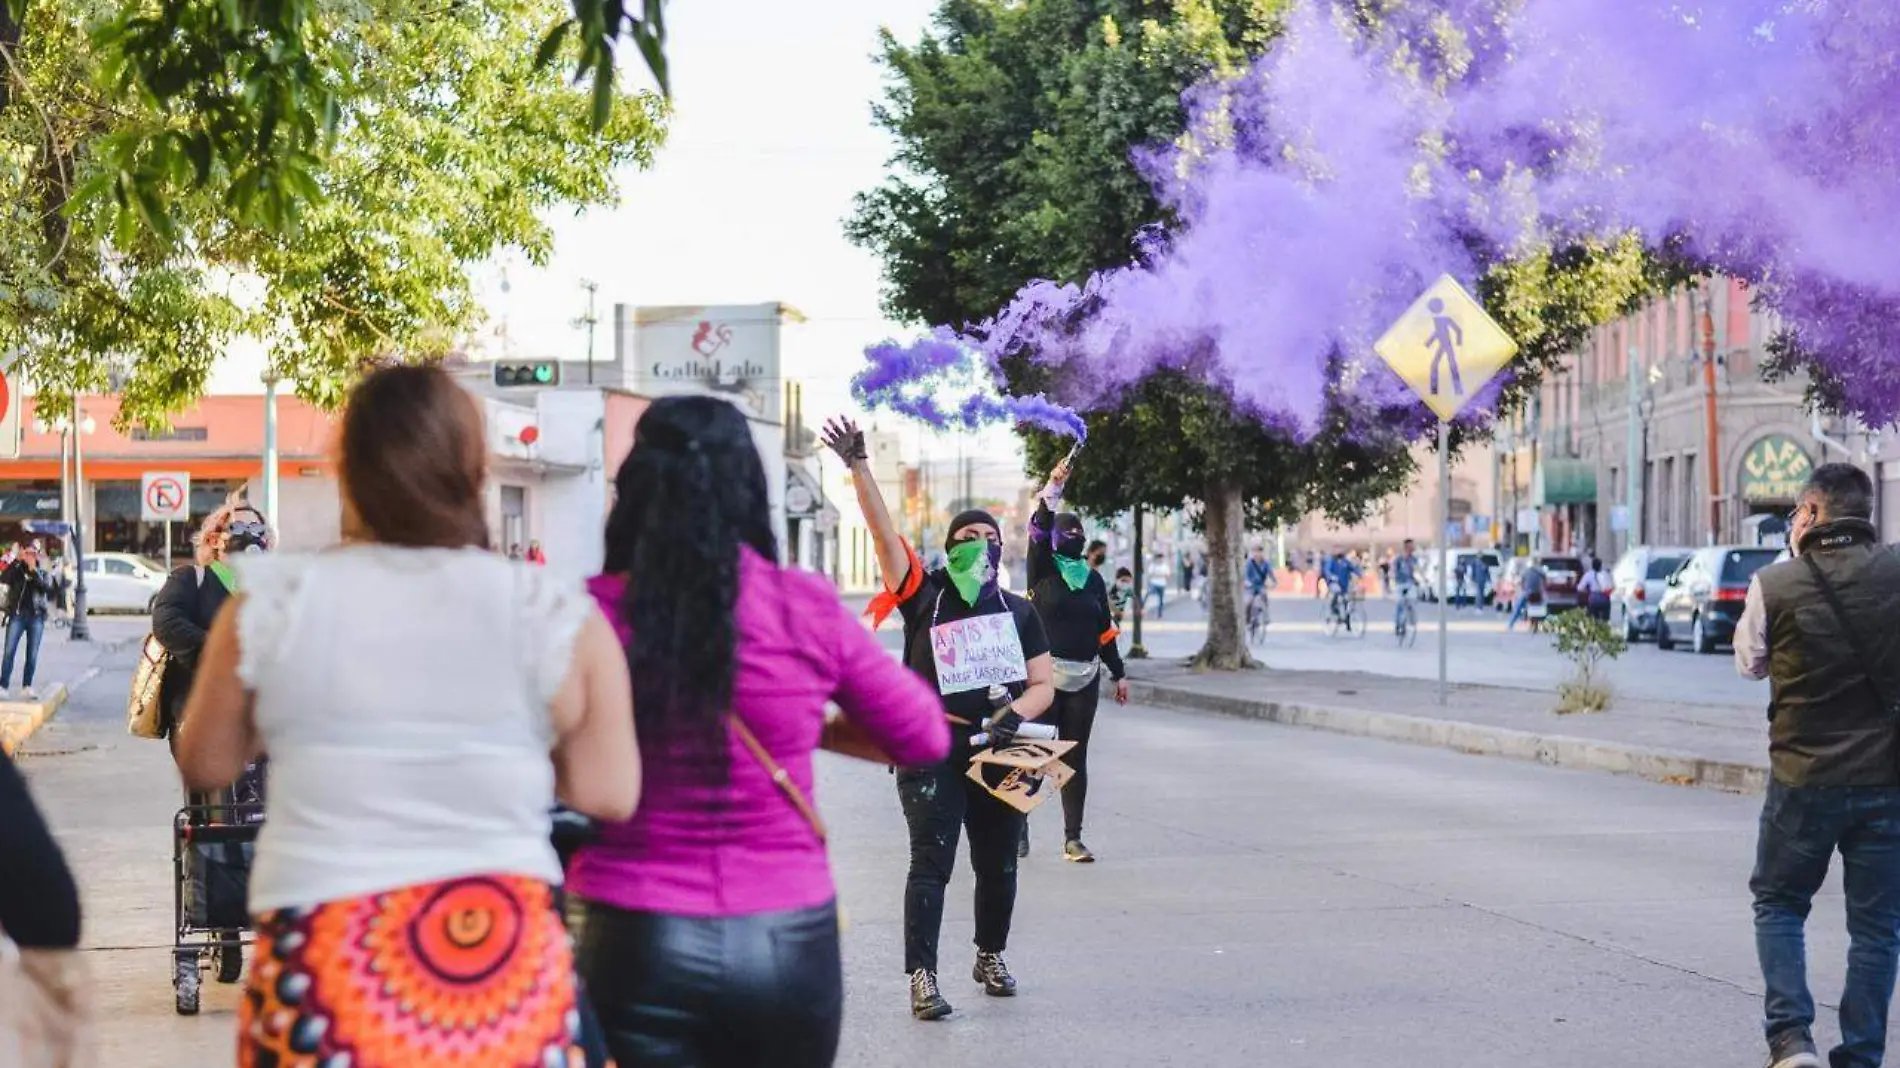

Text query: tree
(851, 0), (1416, 669)
(851, 0), (1687, 669)
(0, 0), (665, 425)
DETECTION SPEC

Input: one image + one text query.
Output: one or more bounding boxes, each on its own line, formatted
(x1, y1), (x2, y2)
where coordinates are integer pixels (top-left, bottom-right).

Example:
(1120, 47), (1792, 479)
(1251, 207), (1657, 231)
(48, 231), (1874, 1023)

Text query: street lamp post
(69, 393), (95, 642)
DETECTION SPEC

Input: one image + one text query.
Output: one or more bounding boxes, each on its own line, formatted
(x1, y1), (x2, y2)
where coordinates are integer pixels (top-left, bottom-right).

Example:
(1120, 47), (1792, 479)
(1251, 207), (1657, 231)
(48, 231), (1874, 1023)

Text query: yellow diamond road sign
(1373, 275), (1519, 421)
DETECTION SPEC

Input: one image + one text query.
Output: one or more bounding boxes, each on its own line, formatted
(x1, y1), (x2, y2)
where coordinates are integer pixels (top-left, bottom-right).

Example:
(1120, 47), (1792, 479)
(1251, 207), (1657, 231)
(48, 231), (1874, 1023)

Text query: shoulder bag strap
(1801, 554), (1897, 714)
(729, 715), (828, 842)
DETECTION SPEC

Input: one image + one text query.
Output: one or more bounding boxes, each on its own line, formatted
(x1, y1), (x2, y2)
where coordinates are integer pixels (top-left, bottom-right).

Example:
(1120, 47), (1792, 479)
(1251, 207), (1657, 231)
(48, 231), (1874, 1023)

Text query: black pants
(1052, 677), (1101, 840)
(898, 749), (1024, 974)
(573, 898), (842, 1068)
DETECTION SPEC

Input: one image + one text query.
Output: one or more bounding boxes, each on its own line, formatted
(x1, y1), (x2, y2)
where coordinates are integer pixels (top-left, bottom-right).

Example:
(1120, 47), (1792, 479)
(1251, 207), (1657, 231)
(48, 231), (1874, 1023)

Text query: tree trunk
(1192, 477), (1255, 670)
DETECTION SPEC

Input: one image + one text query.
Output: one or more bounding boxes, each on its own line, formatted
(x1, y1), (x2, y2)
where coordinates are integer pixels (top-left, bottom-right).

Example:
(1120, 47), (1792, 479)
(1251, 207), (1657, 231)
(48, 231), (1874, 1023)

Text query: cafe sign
(1739, 434), (1813, 503)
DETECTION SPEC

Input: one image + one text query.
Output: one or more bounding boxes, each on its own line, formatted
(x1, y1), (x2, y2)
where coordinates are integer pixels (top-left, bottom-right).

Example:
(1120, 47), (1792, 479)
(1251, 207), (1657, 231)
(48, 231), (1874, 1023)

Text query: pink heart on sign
(936, 636), (958, 668)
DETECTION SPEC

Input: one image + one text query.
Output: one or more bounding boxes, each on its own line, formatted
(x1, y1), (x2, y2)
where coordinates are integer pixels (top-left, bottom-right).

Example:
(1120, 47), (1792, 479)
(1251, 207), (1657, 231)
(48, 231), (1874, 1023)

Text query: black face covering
(1054, 512), (1086, 559)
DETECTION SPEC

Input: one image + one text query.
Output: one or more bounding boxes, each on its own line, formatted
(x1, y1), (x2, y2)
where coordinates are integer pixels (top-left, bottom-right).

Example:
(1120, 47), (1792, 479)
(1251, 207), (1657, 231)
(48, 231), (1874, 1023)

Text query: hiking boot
(973, 951), (1017, 997)
(909, 969), (952, 1020)
(1765, 1029), (1821, 1068)
(1063, 838), (1095, 863)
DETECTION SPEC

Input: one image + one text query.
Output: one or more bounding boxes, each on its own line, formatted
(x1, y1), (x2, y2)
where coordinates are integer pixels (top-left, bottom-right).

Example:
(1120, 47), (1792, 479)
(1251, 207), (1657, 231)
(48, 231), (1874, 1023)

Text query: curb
(1129, 679), (1769, 794)
(0, 635), (141, 755)
(0, 684), (72, 756)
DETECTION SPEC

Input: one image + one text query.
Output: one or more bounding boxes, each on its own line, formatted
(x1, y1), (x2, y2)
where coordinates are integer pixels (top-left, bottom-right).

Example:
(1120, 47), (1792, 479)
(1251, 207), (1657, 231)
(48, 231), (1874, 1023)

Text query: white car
(79, 552), (170, 613)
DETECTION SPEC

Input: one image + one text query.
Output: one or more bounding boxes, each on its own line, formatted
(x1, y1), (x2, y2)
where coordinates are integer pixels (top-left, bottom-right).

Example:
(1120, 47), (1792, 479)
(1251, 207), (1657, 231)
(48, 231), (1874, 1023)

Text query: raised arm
(823, 417), (910, 594)
(1024, 458), (1070, 593)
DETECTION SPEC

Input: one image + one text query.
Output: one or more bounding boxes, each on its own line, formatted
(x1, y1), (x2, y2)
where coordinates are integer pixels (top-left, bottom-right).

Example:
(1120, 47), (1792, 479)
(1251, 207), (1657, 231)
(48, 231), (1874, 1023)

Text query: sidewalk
(1128, 658), (1771, 794)
(0, 616), (147, 753)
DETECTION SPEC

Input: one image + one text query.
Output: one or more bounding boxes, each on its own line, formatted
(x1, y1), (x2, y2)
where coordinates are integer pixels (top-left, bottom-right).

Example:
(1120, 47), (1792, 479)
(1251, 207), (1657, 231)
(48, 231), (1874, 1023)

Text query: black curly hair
(603, 395), (777, 773)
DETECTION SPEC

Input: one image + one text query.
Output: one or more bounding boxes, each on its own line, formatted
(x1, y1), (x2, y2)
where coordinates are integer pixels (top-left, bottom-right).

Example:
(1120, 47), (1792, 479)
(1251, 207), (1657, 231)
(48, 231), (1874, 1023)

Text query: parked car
(79, 552), (169, 613)
(1420, 549), (1502, 606)
(1611, 545), (1694, 642)
(1656, 545), (1781, 654)
(1531, 554), (1586, 613)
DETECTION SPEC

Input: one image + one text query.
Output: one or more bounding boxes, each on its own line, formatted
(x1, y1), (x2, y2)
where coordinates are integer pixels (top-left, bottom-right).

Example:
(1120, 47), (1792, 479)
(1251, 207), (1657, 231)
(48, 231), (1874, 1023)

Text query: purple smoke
(861, 0), (1900, 436)
(857, 330), (1087, 440)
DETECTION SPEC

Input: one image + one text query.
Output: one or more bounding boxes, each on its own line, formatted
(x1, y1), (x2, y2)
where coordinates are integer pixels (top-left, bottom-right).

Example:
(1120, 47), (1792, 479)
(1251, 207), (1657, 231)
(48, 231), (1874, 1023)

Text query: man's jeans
(1507, 594), (1531, 630)
(1753, 780), (1900, 1067)
(0, 612), (45, 688)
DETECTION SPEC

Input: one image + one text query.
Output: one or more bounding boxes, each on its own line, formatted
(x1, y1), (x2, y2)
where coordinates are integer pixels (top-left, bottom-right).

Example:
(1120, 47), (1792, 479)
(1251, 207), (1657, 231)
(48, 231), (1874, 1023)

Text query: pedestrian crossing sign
(1373, 275), (1519, 421)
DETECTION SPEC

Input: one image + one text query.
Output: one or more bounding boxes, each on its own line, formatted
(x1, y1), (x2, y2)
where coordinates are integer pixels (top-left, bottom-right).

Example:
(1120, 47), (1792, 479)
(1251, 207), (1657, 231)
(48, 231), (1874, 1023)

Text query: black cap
(945, 509), (1001, 551)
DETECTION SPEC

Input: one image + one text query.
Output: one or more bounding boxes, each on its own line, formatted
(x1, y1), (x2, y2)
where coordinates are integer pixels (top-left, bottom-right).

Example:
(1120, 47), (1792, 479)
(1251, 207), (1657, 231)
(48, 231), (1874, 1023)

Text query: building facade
(1513, 277), (1847, 559)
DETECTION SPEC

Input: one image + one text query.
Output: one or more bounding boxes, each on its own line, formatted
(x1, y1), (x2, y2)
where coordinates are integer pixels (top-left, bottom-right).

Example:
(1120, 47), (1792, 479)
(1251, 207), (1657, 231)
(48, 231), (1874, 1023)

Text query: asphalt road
(21, 627), (1822, 1066)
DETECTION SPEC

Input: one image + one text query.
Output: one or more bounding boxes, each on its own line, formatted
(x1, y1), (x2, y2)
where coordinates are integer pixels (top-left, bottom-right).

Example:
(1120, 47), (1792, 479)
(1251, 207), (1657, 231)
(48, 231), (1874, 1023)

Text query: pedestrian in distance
(1085, 538), (1108, 571)
(172, 364), (641, 1068)
(0, 543), (59, 700)
(1109, 567), (1134, 629)
(1578, 557), (1614, 621)
(526, 540), (547, 565)
(569, 396), (949, 1067)
(1507, 560), (1547, 632)
(823, 414), (1056, 1023)
(1023, 458), (1129, 864)
(1145, 551), (1170, 619)
(1471, 552), (1492, 610)
(1736, 463), (1900, 1068)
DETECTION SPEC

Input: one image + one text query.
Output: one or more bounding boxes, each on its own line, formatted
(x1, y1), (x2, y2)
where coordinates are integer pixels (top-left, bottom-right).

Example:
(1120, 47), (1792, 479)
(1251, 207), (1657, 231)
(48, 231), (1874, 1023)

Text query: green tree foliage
(0, 0), (665, 425)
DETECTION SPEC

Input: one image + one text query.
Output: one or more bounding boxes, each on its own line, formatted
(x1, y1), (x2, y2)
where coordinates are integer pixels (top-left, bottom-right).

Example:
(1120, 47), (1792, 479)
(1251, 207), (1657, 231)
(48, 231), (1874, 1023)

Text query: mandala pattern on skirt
(239, 874), (587, 1068)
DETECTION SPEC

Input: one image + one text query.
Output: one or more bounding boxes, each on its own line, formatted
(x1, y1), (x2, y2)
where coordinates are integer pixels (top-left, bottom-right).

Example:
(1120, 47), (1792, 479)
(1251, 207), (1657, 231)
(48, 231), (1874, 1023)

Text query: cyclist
(1391, 539), (1421, 632)
(1244, 546), (1276, 633)
(1324, 552), (1363, 632)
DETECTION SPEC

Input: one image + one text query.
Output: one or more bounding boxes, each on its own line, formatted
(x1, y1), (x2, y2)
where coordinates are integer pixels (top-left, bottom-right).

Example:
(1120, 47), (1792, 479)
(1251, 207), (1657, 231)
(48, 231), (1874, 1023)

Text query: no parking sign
(141, 472), (191, 523)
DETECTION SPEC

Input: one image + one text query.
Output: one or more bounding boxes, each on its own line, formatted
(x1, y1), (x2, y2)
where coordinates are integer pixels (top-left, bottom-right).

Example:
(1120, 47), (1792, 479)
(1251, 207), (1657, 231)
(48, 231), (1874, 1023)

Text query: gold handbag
(0, 941), (94, 1068)
(124, 634), (169, 740)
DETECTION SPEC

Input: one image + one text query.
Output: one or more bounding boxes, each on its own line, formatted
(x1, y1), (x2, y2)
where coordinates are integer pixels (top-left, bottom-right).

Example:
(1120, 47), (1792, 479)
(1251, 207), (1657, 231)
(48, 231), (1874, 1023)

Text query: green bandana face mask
(1054, 553), (1091, 592)
(945, 538), (998, 606)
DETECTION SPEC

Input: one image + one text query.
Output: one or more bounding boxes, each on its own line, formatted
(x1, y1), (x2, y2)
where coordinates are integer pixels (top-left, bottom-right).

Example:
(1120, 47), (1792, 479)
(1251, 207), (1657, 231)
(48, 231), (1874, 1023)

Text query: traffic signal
(493, 361), (561, 388)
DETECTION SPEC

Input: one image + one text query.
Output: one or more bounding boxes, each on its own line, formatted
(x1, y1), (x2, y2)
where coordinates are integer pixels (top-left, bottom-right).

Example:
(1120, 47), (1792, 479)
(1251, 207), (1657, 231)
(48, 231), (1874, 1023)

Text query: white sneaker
(22, 686), (37, 701)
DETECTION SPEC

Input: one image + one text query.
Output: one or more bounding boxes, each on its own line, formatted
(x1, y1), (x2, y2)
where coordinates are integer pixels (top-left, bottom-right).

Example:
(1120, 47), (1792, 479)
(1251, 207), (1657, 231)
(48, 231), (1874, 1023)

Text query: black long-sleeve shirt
(1026, 500), (1126, 680)
(0, 751), (81, 948)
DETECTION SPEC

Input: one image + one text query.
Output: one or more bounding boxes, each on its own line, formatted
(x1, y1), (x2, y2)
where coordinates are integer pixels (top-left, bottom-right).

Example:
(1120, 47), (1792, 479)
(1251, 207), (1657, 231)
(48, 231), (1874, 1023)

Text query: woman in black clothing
(823, 416), (1055, 1023)
(1024, 459), (1128, 863)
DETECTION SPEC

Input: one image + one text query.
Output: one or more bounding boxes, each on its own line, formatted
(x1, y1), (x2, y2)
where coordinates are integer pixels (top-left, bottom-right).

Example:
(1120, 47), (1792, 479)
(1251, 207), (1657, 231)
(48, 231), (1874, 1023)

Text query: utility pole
(1703, 286), (1725, 545)
(1129, 505), (1147, 659)
(262, 371), (281, 532)
(1625, 343), (1642, 552)
(578, 280), (600, 386)
(69, 392), (90, 642)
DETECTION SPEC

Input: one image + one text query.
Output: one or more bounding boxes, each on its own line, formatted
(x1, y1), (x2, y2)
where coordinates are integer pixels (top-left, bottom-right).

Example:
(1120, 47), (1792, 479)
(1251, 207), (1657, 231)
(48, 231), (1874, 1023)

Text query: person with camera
(1735, 463), (1900, 1068)
(0, 543), (59, 700)
(153, 501), (273, 741)
(823, 416), (1055, 1022)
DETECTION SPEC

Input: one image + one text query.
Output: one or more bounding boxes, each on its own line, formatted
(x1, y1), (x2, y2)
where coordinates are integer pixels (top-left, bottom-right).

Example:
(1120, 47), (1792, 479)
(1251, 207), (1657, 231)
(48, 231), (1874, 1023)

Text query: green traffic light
(533, 364), (554, 383)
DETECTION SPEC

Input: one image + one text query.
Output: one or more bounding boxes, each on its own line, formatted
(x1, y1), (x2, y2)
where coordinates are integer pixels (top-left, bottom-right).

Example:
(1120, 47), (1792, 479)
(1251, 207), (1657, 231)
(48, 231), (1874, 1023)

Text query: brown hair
(339, 364), (490, 549)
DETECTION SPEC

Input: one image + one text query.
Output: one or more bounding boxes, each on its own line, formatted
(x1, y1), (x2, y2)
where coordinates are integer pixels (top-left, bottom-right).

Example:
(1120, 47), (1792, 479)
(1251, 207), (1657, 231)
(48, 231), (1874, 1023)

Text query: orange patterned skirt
(239, 874), (592, 1068)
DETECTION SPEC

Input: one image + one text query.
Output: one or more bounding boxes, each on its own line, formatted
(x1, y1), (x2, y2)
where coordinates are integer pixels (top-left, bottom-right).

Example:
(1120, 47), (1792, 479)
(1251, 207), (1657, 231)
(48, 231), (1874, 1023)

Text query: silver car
(1610, 545), (1693, 642)
(79, 552), (171, 613)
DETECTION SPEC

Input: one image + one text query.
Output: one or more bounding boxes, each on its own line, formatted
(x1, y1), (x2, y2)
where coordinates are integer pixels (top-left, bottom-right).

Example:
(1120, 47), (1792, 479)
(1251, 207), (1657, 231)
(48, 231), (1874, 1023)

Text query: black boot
(973, 951), (1017, 997)
(909, 969), (952, 1020)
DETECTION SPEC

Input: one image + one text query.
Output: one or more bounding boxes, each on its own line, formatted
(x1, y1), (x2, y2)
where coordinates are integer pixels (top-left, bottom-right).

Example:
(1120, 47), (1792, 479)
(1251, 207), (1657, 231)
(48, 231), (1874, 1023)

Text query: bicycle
(1245, 589), (1270, 646)
(1394, 587), (1418, 648)
(1323, 587), (1365, 638)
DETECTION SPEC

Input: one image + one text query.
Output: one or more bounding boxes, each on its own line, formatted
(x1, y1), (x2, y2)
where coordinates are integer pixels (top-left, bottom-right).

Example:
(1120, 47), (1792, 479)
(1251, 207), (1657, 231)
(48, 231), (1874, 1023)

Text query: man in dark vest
(1737, 462), (1900, 1068)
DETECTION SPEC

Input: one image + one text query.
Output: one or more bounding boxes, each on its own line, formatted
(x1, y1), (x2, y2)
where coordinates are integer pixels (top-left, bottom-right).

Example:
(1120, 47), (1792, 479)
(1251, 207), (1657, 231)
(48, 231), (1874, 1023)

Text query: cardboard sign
(966, 739), (1077, 814)
(929, 612), (1027, 695)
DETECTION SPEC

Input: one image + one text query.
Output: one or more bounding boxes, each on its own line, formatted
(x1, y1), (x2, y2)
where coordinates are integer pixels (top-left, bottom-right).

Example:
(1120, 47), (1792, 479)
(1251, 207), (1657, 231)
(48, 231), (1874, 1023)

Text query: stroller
(171, 759), (266, 1015)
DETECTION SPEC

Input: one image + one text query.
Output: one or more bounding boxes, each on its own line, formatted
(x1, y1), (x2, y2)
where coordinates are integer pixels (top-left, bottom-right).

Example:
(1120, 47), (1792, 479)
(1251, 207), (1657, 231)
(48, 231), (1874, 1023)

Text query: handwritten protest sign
(929, 613), (1028, 695)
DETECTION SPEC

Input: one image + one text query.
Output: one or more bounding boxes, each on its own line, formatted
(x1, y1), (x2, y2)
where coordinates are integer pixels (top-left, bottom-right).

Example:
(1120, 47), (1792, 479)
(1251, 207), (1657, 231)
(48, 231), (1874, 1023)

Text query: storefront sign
(626, 304), (786, 420)
(1739, 435), (1813, 503)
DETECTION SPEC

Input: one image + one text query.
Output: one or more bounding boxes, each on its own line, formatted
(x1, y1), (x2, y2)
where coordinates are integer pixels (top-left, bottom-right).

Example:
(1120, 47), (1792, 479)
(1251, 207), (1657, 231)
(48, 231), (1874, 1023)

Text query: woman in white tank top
(172, 365), (639, 1068)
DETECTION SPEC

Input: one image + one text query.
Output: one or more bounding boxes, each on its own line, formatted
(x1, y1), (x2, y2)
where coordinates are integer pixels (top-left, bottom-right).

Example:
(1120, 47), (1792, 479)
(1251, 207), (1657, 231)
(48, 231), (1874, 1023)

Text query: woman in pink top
(569, 395), (950, 1068)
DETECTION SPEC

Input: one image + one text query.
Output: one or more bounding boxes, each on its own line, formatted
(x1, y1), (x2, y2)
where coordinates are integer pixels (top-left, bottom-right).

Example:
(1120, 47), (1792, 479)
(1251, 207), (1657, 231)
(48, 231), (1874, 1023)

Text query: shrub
(1547, 611), (1628, 714)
